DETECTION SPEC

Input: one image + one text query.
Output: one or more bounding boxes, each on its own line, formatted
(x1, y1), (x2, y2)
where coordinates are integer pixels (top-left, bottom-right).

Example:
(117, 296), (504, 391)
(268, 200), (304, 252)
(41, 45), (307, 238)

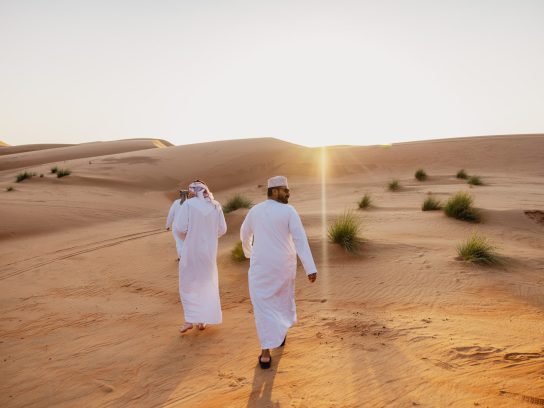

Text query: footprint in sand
(451, 345), (503, 360)
(503, 352), (544, 362)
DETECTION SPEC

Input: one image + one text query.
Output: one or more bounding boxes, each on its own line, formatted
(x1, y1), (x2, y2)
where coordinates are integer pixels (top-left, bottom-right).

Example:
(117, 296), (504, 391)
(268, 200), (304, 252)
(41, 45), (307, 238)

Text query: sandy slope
(0, 134), (543, 407)
(0, 139), (173, 171)
(0, 144), (75, 156)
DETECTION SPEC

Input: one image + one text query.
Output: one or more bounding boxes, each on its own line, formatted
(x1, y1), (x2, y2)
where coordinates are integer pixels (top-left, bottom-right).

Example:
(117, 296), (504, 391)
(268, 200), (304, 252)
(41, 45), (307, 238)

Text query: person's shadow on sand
(246, 347), (285, 408)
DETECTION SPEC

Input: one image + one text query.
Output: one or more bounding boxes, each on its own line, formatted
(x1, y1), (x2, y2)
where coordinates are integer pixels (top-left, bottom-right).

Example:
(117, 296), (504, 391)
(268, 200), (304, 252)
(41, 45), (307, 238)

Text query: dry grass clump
(328, 211), (363, 253)
(467, 175), (483, 186)
(422, 196), (442, 211)
(457, 232), (499, 264)
(223, 194), (253, 213)
(16, 171), (36, 183)
(6, 186), (14, 192)
(358, 194), (372, 209)
(231, 241), (247, 262)
(415, 169), (427, 181)
(456, 169), (468, 179)
(50, 166), (58, 174)
(387, 179), (400, 191)
(56, 168), (71, 178)
(443, 191), (480, 222)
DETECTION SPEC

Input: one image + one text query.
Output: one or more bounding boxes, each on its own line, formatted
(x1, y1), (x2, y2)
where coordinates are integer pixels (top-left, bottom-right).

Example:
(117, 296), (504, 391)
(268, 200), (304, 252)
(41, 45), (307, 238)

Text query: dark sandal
(259, 355), (272, 369)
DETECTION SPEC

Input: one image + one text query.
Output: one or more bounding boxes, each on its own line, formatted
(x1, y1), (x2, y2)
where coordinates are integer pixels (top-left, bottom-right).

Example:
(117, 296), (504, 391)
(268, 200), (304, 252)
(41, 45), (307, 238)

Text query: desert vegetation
(457, 231), (499, 264)
(328, 211), (363, 253)
(443, 191), (480, 222)
(231, 241), (247, 262)
(415, 169), (427, 181)
(16, 171), (36, 183)
(422, 196), (442, 211)
(358, 194), (372, 209)
(223, 194), (253, 213)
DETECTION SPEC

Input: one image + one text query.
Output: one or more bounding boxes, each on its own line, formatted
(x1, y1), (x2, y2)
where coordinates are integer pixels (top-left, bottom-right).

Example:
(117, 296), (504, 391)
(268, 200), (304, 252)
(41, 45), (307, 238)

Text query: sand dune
(1, 134), (543, 407)
(0, 144), (75, 156)
(0, 138), (173, 171)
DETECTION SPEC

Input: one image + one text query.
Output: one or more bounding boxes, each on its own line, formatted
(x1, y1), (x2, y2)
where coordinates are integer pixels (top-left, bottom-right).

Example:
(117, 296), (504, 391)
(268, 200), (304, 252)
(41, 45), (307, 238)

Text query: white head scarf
(188, 181), (221, 209)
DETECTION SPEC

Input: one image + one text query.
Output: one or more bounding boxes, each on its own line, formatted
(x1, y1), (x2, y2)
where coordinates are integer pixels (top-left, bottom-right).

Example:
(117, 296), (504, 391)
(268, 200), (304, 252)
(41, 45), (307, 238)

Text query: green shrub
(457, 232), (499, 264)
(328, 211), (363, 253)
(50, 166), (58, 174)
(415, 169), (427, 181)
(456, 169), (468, 179)
(387, 179), (400, 191)
(231, 241), (247, 262)
(467, 175), (483, 186)
(358, 194), (372, 209)
(443, 192), (480, 222)
(16, 171), (36, 183)
(422, 196), (441, 211)
(223, 194), (252, 213)
(56, 169), (71, 178)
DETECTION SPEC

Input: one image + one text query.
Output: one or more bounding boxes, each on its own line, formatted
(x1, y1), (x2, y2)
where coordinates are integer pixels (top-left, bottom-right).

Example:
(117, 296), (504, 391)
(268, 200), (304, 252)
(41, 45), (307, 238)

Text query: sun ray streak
(320, 146), (329, 294)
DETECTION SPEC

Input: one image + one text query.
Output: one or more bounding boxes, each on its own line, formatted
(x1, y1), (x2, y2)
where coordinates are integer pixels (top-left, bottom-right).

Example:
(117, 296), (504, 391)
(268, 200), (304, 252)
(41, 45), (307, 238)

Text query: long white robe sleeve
(173, 198), (226, 325)
(166, 199), (184, 257)
(240, 200), (317, 349)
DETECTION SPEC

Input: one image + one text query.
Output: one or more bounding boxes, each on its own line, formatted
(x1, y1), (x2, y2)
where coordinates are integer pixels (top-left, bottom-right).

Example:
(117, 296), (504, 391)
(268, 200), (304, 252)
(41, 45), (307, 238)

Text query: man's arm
(165, 201), (177, 230)
(217, 207), (227, 237)
(289, 208), (317, 282)
(240, 210), (253, 259)
(173, 201), (189, 240)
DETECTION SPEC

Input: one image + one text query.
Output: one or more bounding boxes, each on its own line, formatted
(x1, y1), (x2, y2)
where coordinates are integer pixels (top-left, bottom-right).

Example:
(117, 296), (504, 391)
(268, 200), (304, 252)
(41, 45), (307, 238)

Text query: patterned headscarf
(188, 181), (220, 209)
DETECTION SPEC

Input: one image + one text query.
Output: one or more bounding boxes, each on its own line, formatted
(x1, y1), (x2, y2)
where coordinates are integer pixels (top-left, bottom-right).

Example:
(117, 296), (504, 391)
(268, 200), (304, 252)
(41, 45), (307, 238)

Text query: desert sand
(1, 134), (543, 407)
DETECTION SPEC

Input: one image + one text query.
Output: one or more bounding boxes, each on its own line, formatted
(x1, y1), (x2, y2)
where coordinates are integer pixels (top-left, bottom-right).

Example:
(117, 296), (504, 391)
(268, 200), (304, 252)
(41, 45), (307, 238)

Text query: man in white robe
(166, 190), (188, 260)
(240, 176), (317, 368)
(174, 181), (227, 333)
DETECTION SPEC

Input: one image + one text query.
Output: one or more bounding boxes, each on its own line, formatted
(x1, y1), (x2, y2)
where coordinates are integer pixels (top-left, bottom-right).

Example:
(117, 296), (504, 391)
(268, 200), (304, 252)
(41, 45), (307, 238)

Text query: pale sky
(1, 0), (543, 147)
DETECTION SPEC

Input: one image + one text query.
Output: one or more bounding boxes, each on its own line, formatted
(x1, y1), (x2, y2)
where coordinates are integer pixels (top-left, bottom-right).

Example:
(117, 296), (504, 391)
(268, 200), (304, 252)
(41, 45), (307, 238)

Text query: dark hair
(267, 187), (274, 197)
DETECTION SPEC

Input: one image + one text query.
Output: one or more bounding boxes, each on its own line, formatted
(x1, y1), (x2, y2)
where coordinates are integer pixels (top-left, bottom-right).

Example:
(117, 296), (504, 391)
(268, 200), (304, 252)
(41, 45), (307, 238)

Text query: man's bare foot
(259, 349), (271, 369)
(260, 349), (271, 362)
(197, 323), (207, 330)
(179, 323), (193, 333)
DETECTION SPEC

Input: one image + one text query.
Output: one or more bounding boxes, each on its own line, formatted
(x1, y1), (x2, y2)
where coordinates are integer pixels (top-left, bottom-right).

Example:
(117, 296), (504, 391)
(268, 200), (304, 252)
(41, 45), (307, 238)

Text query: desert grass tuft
(16, 171), (36, 183)
(443, 191), (480, 222)
(415, 169), (427, 181)
(467, 175), (483, 186)
(457, 231), (499, 264)
(358, 194), (372, 209)
(456, 169), (468, 179)
(387, 179), (400, 191)
(50, 166), (58, 174)
(231, 241), (247, 262)
(422, 196), (441, 211)
(223, 194), (253, 213)
(328, 211), (363, 253)
(6, 186), (14, 192)
(56, 168), (71, 178)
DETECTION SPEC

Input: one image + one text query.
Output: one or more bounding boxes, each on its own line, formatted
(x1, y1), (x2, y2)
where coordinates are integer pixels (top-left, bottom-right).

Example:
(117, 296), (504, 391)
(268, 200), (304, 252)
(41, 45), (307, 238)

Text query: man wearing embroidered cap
(174, 180), (227, 334)
(241, 176), (317, 369)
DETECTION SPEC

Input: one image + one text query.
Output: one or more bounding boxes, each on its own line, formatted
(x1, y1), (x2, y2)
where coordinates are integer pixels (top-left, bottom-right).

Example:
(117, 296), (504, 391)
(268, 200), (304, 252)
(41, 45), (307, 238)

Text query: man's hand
(307, 273), (317, 283)
(166, 227), (170, 231)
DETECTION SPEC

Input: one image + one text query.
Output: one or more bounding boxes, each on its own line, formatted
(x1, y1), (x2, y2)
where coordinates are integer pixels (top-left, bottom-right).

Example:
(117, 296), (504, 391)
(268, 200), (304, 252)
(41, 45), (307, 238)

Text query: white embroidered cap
(267, 176), (289, 188)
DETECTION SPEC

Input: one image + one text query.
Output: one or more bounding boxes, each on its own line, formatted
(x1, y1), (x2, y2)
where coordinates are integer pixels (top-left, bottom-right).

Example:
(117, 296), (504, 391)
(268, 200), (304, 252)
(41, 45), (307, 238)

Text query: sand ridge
(1, 134), (543, 407)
